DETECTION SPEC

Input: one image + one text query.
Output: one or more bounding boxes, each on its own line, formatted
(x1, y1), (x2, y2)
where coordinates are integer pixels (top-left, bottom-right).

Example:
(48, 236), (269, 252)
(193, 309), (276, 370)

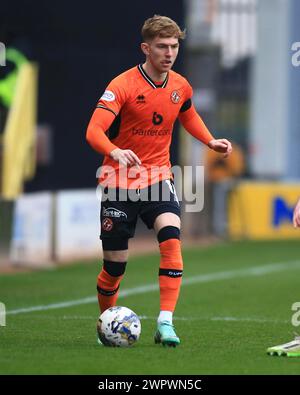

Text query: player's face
(145, 36), (179, 73)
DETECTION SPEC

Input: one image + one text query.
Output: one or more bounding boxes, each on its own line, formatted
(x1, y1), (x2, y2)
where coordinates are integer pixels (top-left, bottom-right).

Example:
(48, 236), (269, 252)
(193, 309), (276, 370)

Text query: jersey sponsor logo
(152, 112), (163, 125)
(171, 91), (180, 104)
(103, 207), (127, 219)
(132, 128), (171, 136)
(100, 90), (116, 102)
(102, 218), (113, 231)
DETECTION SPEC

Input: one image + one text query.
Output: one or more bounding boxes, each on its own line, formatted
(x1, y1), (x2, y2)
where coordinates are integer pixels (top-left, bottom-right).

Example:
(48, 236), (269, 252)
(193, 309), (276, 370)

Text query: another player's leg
(153, 213), (182, 347)
(267, 334), (300, 357)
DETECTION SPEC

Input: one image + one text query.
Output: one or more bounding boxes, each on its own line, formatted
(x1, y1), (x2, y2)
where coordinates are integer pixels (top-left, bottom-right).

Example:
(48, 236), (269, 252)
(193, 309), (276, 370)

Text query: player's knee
(103, 259), (127, 277)
(103, 249), (128, 262)
(157, 226), (183, 270)
(157, 225), (180, 243)
(154, 213), (181, 233)
(102, 238), (129, 262)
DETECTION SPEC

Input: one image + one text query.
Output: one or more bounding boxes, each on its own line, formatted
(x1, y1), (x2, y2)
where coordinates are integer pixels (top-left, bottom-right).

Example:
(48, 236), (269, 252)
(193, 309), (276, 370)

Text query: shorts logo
(103, 207), (127, 219)
(101, 90), (115, 102)
(171, 91), (180, 104)
(102, 218), (113, 231)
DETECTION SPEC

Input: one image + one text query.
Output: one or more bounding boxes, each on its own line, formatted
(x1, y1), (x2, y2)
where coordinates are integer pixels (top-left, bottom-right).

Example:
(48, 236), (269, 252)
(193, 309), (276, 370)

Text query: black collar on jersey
(138, 64), (169, 89)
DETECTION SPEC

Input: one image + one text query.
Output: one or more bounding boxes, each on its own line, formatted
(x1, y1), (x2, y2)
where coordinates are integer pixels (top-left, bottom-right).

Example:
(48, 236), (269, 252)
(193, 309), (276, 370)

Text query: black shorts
(100, 180), (180, 248)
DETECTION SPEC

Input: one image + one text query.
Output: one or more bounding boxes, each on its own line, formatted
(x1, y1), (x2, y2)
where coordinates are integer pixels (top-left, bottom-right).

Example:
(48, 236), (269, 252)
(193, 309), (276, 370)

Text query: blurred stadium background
(0, 0), (300, 375)
(1, 0), (300, 268)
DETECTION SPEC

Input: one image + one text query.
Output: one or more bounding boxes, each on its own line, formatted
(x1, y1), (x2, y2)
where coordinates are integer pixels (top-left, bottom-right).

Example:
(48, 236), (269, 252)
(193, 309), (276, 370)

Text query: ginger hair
(141, 15), (186, 42)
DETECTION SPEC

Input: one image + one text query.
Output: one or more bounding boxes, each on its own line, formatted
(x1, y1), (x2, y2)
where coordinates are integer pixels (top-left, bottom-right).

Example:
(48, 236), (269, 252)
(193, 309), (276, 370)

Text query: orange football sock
(97, 269), (123, 313)
(159, 238), (183, 312)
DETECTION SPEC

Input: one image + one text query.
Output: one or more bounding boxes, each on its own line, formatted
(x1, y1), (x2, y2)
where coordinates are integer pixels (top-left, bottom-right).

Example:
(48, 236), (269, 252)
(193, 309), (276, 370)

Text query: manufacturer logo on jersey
(171, 91), (180, 104)
(136, 94), (145, 103)
(101, 90), (115, 102)
(103, 207), (127, 219)
(152, 112), (163, 125)
(102, 218), (113, 231)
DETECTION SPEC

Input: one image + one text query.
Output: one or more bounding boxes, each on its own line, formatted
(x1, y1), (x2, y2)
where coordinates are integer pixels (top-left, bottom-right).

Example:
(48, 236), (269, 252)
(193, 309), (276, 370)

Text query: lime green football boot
(267, 334), (300, 357)
(154, 321), (180, 347)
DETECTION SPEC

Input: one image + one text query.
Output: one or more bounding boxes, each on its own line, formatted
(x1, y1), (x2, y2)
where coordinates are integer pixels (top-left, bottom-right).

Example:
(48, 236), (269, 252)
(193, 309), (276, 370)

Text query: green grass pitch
(1, 240), (300, 375)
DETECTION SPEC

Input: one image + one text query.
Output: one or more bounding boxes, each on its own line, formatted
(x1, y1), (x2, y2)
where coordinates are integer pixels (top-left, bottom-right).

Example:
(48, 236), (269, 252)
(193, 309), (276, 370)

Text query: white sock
(158, 311), (173, 325)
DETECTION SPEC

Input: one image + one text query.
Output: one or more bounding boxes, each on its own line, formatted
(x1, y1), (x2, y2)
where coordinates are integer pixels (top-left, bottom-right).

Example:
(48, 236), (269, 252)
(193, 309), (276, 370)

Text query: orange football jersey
(96, 64), (193, 189)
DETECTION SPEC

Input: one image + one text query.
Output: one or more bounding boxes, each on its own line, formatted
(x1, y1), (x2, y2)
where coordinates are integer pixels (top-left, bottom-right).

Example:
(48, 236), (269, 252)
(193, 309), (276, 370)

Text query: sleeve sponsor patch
(100, 90), (116, 102)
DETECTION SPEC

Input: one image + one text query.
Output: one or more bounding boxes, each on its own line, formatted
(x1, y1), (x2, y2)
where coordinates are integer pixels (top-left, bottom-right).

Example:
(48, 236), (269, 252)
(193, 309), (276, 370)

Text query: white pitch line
(6, 260), (300, 316)
(140, 316), (290, 324)
(58, 315), (290, 324)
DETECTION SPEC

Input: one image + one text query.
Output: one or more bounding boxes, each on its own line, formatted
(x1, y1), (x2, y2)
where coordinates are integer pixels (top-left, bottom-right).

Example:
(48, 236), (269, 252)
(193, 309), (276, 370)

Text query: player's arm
(86, 107), (118, 156)
(86, 83), (141, 166)
(293, 198), (300, 228)
(178, 100), (232, 158)
(86, 109), (141, 166)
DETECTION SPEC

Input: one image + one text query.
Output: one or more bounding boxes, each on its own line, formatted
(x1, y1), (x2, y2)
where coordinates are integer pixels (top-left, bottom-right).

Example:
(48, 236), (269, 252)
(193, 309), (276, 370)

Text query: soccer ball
(97, 306), (141, 347)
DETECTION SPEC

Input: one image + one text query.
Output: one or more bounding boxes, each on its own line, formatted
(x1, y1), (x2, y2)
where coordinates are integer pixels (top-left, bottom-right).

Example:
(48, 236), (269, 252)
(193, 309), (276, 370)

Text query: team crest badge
(171, 91), (180, 104)
(102, 218), (113, 231)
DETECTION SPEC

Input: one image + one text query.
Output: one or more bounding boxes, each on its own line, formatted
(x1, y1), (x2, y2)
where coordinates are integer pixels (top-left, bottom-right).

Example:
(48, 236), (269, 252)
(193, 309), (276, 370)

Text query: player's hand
(208, 139), (233, 158)
(293, 198), (300, 228)
(110, 148), (142, 167)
